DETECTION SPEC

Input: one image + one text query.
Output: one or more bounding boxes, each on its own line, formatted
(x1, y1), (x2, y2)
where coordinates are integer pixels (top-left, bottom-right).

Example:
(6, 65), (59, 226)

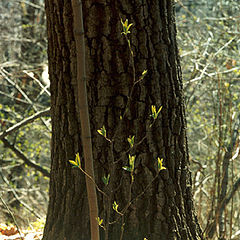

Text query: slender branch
(218, 116), (240, 237)
(109, 172), (160, 226)
(78, 166), (108, 198)
(1, 138), (50, 178)
(0, 68), (51, 132)
(0, 108), (50, 140)
(0, 194), (24, 240)
(223, 177), (240, 207)
(15, 0), (44, 10)
(204, 177), (240, 238)
(0, 170), (42, 219)
(0, 90), (41, 106)
(23, 70), (50, 96)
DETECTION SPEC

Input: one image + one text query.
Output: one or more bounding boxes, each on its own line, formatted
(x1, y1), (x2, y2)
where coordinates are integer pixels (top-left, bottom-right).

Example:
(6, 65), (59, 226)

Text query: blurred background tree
(0, 0), (240, 239)
(0, 0), (50, 228)
(176, 0), (240, 239)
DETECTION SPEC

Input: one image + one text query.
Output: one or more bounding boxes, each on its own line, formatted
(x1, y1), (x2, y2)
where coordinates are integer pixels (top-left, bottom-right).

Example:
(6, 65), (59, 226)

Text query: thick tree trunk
(43, 1), (203, 240)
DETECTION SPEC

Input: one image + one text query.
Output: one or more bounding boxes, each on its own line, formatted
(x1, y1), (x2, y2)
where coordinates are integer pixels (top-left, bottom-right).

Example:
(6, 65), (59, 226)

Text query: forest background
(0, 0), (240, 239)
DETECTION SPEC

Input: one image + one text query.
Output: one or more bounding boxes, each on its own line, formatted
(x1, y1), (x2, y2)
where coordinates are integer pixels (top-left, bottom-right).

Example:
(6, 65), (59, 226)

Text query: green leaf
(142, 70), (148, 76)
(139, 70), (148, 80)
(97, 125), (107, 138)
(123, 155), (136, 173)
(128, 154), (135, 171)
(151, 105), (156, 118)
(122, 166), (132, 172)
(156, 106), (163, 116)
(113, 201), (119, 212)
(75, 153), (81, 168)
(157, 157), (166, 172)
(69, 160), (79, 167)
(127, 135), (135, 148)
(126, 23), (133, 32)
(102, 174), (110, 185)
(150, 105), (162, 120)
(69, 152), (82, 168)
(121, 18), (133, 35)
(97, 217), (103, 226)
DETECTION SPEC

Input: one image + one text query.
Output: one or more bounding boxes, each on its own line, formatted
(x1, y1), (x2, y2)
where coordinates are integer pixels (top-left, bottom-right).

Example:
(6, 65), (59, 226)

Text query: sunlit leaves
(97, 217), (103, 225)
(157, 157), (166, 172)
(97, 125), (107, 138)
(151, 105), (162, 120)
(97, 126), (111, 142)
(129, 155), (135, 170)
(102, 173), (110, 186)
(123, 155), (136, 182)
(142, 69), (147, 76)
(96, 217), (104, 228)
(121, 19), (133, 35)
(123, 155), (135, 173)
(127, 135), (135, 148)
(139, 69), (148, 81)
(113, 201), (119, 212)
(122, 166), (132, 172)
(69, 153), (81, 168)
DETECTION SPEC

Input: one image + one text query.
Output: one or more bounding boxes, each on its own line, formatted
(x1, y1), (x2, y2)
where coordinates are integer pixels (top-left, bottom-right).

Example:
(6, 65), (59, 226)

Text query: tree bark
(43, 1), (203, 240)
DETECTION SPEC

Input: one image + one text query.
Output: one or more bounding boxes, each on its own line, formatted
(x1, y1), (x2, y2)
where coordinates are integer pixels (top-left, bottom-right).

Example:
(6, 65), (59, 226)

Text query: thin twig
(1, 137), (50, 177)
(0, 194), (24, 240)
(23, 70), (50, 96)
(78, 166), (108, 198)
(0, 170), (42, 219)
(0, 108), (50, 140)
(0, 68), (51, 132)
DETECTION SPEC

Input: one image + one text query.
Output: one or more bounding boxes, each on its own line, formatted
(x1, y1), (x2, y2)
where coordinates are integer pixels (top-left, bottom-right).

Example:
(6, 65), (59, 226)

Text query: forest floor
(0, 225), (43, 240)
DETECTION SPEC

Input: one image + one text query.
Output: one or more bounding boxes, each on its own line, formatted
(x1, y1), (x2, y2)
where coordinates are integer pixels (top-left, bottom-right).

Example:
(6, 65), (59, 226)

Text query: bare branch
(0, 194), (24, 240)
(0, 170), (43, 219)
(0, 68), (51, 132)
(0, 107), (50, 140)
(1, 138), (50, 178)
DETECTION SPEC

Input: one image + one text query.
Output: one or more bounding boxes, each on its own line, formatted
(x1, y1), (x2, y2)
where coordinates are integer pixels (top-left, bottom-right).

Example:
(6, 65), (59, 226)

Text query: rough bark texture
(43, 0), (203, 240)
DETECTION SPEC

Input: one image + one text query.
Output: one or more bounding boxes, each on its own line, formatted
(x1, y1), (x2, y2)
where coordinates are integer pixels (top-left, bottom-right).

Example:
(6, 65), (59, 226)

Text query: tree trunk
(43, 1), (203, 240)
